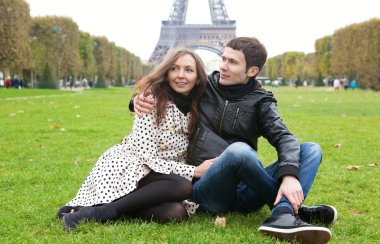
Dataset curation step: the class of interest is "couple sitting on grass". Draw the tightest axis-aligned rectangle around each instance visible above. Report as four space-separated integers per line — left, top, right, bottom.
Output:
57 37 337 244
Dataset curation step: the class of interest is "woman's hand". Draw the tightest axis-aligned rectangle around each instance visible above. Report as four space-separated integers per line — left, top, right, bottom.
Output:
134 91 156 116
194 158 217 178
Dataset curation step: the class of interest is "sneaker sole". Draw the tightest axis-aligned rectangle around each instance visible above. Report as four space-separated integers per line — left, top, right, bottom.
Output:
258 225 331 244
327 205 338 226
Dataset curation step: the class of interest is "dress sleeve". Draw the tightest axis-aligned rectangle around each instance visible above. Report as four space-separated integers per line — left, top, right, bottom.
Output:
128 111 195 181
172 163 195 181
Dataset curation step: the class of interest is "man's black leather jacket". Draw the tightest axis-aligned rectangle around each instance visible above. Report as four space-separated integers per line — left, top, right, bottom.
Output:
187 71 300 179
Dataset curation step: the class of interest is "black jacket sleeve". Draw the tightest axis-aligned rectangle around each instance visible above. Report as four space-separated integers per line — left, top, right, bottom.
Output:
128 95 136 112
257 98 300 180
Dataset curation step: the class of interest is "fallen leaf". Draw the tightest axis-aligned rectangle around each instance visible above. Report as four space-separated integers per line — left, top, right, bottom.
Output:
17 110 25 113
51 125 61 129
74 158 80 165
76 114 81 118
47 119 53 122
214 216 226 227
367 163 378 167
334 144 342 148
74 105 81 109
347 165 361 170
9 113 16 116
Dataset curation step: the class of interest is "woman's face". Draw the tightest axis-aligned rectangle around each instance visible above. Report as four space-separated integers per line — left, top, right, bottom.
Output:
168 54 198 95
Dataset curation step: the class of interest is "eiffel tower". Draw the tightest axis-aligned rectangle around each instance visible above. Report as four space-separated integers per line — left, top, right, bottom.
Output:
149 0 236 63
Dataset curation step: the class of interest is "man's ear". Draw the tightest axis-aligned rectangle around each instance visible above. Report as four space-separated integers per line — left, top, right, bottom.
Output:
247 66 260 78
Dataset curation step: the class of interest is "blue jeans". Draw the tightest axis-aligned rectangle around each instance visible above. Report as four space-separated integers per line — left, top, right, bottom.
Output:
191 142 322 215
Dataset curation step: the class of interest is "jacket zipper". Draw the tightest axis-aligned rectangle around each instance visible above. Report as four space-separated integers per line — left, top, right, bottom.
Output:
232 108 240 128
219 100 229 135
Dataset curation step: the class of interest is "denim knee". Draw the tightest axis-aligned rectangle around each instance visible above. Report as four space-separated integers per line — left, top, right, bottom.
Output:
301 142 322 164
223 142 260 167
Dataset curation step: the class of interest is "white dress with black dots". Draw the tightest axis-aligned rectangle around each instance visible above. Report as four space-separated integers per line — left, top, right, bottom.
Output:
66 101 199 214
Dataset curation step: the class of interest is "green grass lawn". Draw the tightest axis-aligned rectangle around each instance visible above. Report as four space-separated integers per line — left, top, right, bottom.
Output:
0 86 379 243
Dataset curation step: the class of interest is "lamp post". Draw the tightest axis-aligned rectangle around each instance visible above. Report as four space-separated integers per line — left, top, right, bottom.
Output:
51 26 62 85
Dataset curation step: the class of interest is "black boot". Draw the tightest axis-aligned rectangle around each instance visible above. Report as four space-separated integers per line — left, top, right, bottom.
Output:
56 206 84 219
62 205 118 231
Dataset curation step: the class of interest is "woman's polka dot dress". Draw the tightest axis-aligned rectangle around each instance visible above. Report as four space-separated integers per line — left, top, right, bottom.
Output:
66 102 198 214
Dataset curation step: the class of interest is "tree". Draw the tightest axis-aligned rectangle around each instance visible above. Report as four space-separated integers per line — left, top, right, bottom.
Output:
281 52 304 83
301 53 317 83
79 31 96 81
331 18 380 90
31 16 82 83
0 0 32 75
265 55 282 80
40 62 53 82
314 36 332 80
92 36 111 86
107 42 117 82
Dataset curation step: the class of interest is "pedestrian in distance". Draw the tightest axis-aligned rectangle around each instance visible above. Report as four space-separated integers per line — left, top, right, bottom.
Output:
333 78 341 91
350 80 357 91
5 76 11 89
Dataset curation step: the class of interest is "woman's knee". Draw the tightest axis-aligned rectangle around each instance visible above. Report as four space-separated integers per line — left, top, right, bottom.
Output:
170 174 192 199
157 203 188 223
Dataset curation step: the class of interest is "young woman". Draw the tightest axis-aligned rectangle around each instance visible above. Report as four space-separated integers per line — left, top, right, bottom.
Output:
57 48 209 230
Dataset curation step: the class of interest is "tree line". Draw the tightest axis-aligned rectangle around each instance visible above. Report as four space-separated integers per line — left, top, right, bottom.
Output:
1 0 379 90
263 18 380 90
0 0 154 88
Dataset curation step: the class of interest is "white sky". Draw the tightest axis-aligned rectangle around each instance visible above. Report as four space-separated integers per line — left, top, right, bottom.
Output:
25 0 379 62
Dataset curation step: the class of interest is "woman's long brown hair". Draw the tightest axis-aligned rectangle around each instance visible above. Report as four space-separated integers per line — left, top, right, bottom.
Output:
135 48 207 138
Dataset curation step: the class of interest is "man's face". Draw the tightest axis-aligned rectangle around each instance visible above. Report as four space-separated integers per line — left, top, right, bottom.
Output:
219 47 251 86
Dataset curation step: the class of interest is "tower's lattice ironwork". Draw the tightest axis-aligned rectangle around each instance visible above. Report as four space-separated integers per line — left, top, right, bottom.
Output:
149 0 236 63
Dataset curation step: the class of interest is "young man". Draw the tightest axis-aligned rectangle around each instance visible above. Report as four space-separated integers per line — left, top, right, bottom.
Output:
132 37 337 243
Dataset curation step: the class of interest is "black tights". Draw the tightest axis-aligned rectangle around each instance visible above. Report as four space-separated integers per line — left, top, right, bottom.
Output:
58 172 192 223
106 172 192 222
114 172 192 222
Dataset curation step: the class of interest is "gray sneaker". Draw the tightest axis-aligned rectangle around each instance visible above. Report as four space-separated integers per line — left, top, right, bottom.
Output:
259 213 331 244
299 205 338 226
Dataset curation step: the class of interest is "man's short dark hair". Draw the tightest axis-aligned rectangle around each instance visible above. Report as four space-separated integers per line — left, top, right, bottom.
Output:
226 37 268 73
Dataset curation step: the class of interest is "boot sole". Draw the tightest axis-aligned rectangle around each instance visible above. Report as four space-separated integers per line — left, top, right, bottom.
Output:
258 225 331 244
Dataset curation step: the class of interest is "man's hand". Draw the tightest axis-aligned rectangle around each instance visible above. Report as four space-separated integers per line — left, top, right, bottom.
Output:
194 158 217 178
134 91 155 116
274 175 304 214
